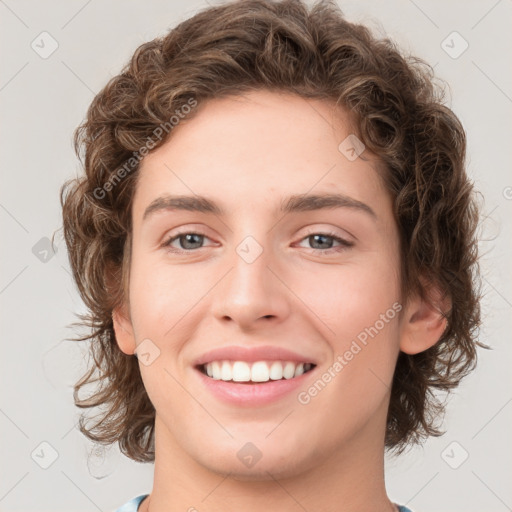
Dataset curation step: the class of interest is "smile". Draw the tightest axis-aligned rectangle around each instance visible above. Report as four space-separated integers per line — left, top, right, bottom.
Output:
198 360 316 383
194 360 318 406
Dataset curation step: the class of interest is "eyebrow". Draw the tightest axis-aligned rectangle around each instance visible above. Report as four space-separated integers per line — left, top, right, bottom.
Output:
142 193 377 221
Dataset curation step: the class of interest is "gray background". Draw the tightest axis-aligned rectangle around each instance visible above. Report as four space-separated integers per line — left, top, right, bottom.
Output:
1 1 511 511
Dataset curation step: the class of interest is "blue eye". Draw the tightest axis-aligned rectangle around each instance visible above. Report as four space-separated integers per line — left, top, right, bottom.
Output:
163 232 211 251
297 232 354 253
162 231 353 254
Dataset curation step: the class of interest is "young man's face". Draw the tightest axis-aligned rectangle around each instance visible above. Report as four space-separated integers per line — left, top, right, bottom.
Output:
115 90 405 478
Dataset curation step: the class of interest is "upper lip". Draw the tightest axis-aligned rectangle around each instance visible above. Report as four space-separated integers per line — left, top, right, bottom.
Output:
193 345 318 367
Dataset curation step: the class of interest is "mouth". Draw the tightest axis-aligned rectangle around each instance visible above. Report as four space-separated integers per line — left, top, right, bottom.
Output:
195 360 317 384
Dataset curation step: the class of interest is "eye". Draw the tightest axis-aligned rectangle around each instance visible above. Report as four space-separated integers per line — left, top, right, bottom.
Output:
161 230 354 254
296 231 354 253
162 231 214 252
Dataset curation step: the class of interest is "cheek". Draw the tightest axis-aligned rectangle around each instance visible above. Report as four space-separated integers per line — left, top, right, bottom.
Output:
128 253 204 335
292 248 402 405
297 253 401 340
298 265 402 435
127 256 197 405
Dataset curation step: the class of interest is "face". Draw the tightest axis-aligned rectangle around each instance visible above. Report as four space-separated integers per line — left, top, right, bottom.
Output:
116 90 405 479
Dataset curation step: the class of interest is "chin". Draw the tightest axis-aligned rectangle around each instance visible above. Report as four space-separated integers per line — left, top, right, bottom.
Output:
196 445 313 482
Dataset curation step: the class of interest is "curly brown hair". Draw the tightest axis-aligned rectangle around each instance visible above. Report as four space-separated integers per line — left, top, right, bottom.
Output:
60 0 484 462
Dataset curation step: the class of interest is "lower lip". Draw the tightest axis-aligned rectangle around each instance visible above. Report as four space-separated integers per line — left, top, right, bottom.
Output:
194 366 316 407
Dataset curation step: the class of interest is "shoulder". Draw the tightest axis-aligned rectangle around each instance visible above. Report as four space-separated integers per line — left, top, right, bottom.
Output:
113 494 149 512
397 506 414 512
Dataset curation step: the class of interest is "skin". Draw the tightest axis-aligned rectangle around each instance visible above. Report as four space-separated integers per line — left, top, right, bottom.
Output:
113 90 447 512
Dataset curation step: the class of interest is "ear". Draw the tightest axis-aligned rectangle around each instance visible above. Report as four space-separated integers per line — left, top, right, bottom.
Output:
399 279 451 355
112 303 137 356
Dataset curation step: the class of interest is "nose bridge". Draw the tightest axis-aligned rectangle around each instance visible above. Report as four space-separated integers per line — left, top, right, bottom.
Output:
229 232 274 300
212 230 289 325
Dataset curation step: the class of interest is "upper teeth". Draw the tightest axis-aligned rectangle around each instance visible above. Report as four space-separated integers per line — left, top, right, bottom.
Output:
203 360 314 382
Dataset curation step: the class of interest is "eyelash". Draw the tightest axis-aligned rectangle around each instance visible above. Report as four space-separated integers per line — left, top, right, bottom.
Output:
161 229 354 255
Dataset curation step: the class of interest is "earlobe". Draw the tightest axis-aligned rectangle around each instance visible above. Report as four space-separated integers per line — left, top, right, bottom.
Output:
112 305 136 355
400 282 451 355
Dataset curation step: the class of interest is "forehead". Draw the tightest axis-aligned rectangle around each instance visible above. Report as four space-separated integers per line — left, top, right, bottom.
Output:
132 90 389 221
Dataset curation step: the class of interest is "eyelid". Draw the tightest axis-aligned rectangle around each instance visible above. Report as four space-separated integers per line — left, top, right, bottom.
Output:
160 222 213 241
299 226 355 244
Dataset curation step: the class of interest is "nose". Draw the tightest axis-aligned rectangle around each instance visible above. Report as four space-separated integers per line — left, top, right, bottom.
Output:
210 237 291 330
